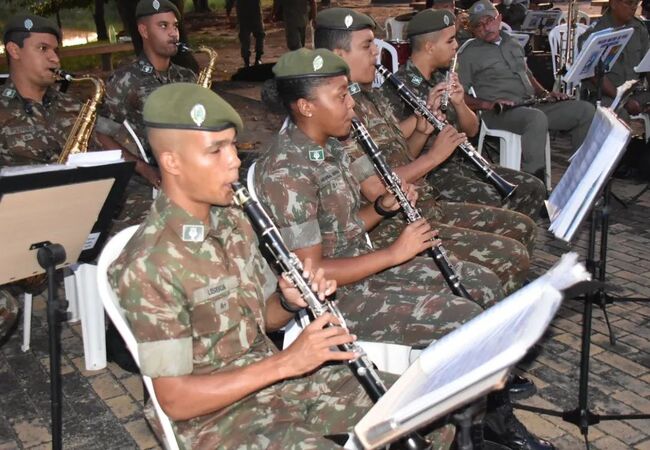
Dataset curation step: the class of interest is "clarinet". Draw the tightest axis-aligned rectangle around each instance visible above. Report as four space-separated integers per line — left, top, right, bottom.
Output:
492 95 570 114
350 119 474 301
232 183 429 450
375 64 517 201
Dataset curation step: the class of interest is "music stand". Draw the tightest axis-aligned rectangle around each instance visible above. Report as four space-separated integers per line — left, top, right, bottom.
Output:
350 254 590 449
515 108 650 448
0 161 134 450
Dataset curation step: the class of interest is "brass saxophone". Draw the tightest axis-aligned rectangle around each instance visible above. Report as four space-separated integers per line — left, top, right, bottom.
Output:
54 69 105 164
177 43 218 88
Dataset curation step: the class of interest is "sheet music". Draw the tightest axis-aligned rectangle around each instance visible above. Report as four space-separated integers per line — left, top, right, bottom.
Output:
354 253 590 449
0 164 72 177
565 28 634 84
66 150 123 167
547 107 630 241
634 47 650 72
610 79 640 111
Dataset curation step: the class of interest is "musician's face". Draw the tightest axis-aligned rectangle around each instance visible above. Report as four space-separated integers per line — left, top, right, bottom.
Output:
139 12 180 57
611 0 640 23
472 13 501 43
431 25 458 68
308 75 356 138
7 32 60 88
162 127 241 209
337 29 379 85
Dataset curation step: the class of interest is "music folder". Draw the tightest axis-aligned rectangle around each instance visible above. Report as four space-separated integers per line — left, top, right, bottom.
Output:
0 161 134 285
350 253 590 449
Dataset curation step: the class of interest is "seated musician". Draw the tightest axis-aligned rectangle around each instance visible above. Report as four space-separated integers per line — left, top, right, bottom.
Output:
0 14 105 343
458 0 595 179
380 9 546 217
314 8 536 296
96 0 197 230
256 48 493 348
579 0 650 121
430 0 473 45
496 0 528 30
108 82 454 448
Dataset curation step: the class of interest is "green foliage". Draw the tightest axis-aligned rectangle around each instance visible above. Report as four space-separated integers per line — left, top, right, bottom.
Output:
22 0 93 16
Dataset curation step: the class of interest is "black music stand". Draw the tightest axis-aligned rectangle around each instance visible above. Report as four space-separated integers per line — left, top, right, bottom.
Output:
516 108 650 449
0 162 134 450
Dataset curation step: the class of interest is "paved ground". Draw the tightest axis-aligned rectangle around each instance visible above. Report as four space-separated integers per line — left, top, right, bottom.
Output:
1 4 650 446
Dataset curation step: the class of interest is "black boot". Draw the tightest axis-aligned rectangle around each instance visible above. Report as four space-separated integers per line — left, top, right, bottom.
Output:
507 373 536 401
484 390 555 450
254 53 263 65
243 56 250 68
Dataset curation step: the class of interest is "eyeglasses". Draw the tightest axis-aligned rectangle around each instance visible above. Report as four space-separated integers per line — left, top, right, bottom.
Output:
619 0 640 8
476 14 499 29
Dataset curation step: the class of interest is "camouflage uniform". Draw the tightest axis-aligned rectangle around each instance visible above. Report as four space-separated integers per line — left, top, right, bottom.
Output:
345 87 536 294
380 58 546 218
255 120 503 348
579 10 650 122
0 79 95 165
0 290 18 343
98 55 196 231
109 192 454 448
226 0 265 63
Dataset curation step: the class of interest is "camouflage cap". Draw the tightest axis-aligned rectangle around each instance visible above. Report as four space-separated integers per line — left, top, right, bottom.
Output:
315 7 376 31
273 48 349 80
135 0 181 20
144 83 243 133
3 13 61 44
468 0 498 26
407 10 456 37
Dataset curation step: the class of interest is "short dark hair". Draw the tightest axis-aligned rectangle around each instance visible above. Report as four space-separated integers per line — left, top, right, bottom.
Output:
314 28 353 52
273 77 332 121
410 31 440 52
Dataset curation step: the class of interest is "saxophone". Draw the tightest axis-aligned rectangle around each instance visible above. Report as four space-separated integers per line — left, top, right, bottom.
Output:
177 43 218 88
54 69 105 164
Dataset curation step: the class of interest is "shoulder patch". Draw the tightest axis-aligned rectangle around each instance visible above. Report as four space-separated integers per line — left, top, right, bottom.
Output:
308 148 325 161
140 63 154 74
411 75 423 86
182 224 205 242
2 88 16 99
348 82 361 96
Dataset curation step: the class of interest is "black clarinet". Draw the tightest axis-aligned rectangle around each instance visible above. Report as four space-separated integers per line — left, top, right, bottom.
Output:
375 64 517 201
492 95 570 114
351 119 474 301
232 182 430 449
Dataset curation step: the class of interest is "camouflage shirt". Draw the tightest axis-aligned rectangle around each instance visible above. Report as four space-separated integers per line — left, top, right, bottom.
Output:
98 54 196 158
0 79 83 165
254 120 372 259
343 86 443 215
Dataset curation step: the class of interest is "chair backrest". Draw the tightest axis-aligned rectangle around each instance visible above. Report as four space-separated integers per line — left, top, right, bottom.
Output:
500 21 513 32
373 38 399 88
507 31 531 47
96 226 180 450
548 23 589 74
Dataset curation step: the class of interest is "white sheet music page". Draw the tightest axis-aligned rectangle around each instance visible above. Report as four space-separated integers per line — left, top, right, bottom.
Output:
354 253 590 450
547 107 630 242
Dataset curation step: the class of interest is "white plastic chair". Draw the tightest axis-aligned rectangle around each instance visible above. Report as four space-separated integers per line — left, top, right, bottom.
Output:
507 31 531 47
385 17 407 41
246 162 419 375
631 113 650 142
22 265 106 371
373 38 399 88
97 226 179 450
500 21 513 32
548 23 588 76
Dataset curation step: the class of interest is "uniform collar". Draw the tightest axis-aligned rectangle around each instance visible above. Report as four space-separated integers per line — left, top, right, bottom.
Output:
152 192 236 250
284 120 337 163
1 78 59 110
405 58 437 88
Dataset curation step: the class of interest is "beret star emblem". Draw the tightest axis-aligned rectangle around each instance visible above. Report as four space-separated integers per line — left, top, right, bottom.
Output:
313 55 324 71
344 15 353 28
24 19 33 30
153 0 160 10
190 104 206 127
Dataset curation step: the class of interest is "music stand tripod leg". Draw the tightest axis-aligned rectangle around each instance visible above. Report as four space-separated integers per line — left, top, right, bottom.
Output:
37 244 67 450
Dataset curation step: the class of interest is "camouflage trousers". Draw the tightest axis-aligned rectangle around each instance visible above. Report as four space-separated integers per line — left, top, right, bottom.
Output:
369 201 536 295
335 255 502 348
0 288 19 342
428 159 547 218
110 177 155 235
164 364 454 449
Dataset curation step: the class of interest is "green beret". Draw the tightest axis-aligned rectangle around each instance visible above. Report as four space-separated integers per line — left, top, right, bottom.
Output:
407 10 455 37
468 0 498 26
273 48 349 80
135 0 181 20
3 14 61 44
144 83 243 133
315 7 376 31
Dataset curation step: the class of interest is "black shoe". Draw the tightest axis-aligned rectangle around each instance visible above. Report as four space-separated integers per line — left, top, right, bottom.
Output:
243 57 250 68
484 402 555 450
254 58 262 65
507 373 536 401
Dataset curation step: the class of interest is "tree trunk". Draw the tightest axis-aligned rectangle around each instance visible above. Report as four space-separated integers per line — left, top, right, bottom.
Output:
192 0 210 12
94 0 109 41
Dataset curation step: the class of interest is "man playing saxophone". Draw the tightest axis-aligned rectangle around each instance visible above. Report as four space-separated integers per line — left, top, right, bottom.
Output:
380 9 546 217
96 0 197 195
0 13 106 344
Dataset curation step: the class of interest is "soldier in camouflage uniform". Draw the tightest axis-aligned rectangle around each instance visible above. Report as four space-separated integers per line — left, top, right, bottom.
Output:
275 0 317 50
109 82 455 449
0 14 104 342
579 0 650 122
256 48 505 350
430 0 473 46
226 0 265 66
314 8 536 295
380 9 546 218
97 0 197 232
